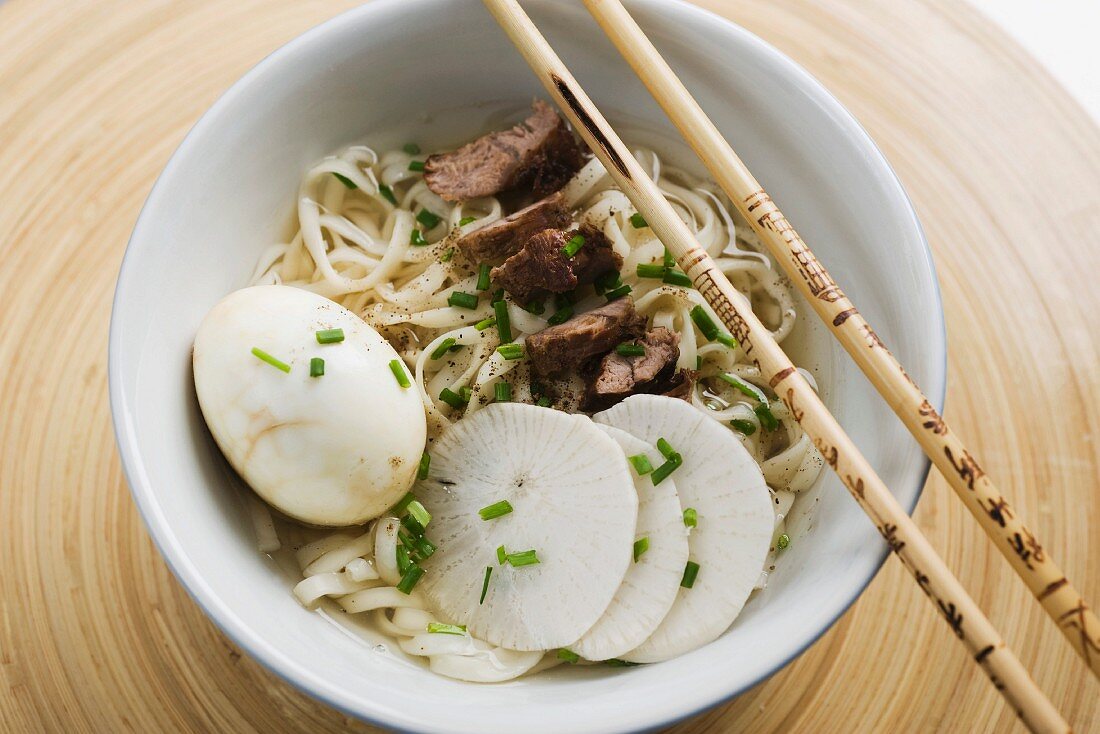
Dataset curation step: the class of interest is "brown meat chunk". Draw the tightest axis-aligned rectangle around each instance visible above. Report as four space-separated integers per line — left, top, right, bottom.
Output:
527 297 646 376
455 192 571 263
490 224 622 304
660 369 697 402
583 328 685 410
424 101 585 202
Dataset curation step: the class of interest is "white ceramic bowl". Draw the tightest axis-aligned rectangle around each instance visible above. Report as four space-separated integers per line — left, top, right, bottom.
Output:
109 1 945 731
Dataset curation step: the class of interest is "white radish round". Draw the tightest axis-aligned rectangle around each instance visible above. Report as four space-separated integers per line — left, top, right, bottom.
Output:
595 395 773 663
570 426 689 661
417 404 638 651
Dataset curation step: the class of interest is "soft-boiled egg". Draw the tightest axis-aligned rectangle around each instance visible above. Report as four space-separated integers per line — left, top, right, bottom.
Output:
193 285 426 526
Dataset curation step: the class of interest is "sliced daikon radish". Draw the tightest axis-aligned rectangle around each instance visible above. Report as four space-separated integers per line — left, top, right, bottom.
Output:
595 395 773 663
417 404 638 652
570 426 689 661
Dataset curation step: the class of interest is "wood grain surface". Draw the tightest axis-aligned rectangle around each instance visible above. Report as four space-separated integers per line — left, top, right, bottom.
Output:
0 0 1096 732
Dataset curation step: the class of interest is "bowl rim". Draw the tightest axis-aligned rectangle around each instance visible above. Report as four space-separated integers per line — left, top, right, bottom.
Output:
108 0 946 731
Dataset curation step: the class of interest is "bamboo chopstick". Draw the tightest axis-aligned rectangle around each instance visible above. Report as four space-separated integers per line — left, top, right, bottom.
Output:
481 0 1069 731
581 0 1099 679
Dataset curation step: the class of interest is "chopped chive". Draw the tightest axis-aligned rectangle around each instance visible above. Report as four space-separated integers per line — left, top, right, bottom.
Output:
476 263 491 291
438 387 468 409
629 212 648 228
615 342 646 357
417 453 431 480
459 386 473 403
522 299 545 315
633 537 649 562
396 564 425 594
494 381 512 403
557 648 580 664
594 270 622 295
505 549 540 567
408 160 425 172
431 338 457 359
390 492 415 515
716 332 739 348
403 142 421 155
416 536 437 560
604 283 632 301
662 269 693 288
447 291 478 309
536 396 552 408
309 357 325 377
459 215 477 226
496 545 507 565
332 172 358 190
449 343 464 352
396 544 412 575
556 290 576 307
426 622 466 635
730 418 757 436
479 500 514 521
378 183 397 204
479 566 493 604
561 234 585 258
494 300 512 342
606 658 639 668
628 453 654 475
410 228 428 246
547 305 573 325
407 500 431 528
690 305 720 340
663 247 675 269
251 347 291 373
681 561 700 588
491 288 504 304
696 355 703 370
755 403 779 431
683 507 698 528
389 359 411 388
316 328 345 344
656 438 677 459
417 209 442 229
496 343 524 360
636 263 666 279
651 454 683 486
777 533 790 550
718 373 768 403
401 514 425 538
440 247 454 262
475 317 496 331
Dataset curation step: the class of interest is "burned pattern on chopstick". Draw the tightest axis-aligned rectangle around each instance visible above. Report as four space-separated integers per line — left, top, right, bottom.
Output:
550 74 630 179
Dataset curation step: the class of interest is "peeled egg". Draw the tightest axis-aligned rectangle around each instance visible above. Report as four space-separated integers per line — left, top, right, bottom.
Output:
193 285 426 526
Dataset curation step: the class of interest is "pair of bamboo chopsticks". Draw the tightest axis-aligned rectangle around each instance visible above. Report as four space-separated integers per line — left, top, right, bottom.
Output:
483 0 1093 730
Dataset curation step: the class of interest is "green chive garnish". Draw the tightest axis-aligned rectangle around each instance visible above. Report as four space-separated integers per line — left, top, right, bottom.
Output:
716 332 739 348
416 536 437 560
459 215 477 226
407 500 430 529
730 418 757 435
651 454 683 486
496 545 507 565
494 381 512 403
378 183 397 205
447 291 478 309
408 160 425 172
505 549 540 567
628 453 654 475
396 544 412 575
417 453 431 480
683 508 697 528
690 305 720 340
460 386 472 403
663 269 693 288
636 263 666 279
536 396 552 408
656 438 677 459
410 228 428 246
389 359 411 388
663 248 675 269
403 142 421 155
696 355 703 370
755 403 779 431
439 387 468 409
777 533 790 550
680 561 700 588
396 564 425 594
557 648 580 664
561 234 585 258
426 622 466 635
633 537 649 562
431 338 457 359
615 342 646 357
251 347 291 373
479 500 514 521
547 305 573 325
522 299 545 315
440 247 454 262
476 263 491 291
497 343 524 360
718 372 765 402
401 514 425 538
605 283 632 301
316 328 345 344
594 270 622 295
475 317 496 331
630 212 648 229
480 566 493 604
417 209 442 229
494 300 512 342
606 658 639 668
333 172 357 190
309 357 325 377
390 492 415 515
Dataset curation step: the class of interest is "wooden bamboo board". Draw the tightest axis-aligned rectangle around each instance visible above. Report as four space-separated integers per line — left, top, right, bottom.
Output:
0 0 1096 731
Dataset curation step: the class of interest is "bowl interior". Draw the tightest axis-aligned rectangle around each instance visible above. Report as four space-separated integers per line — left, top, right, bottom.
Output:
109 1 944 732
